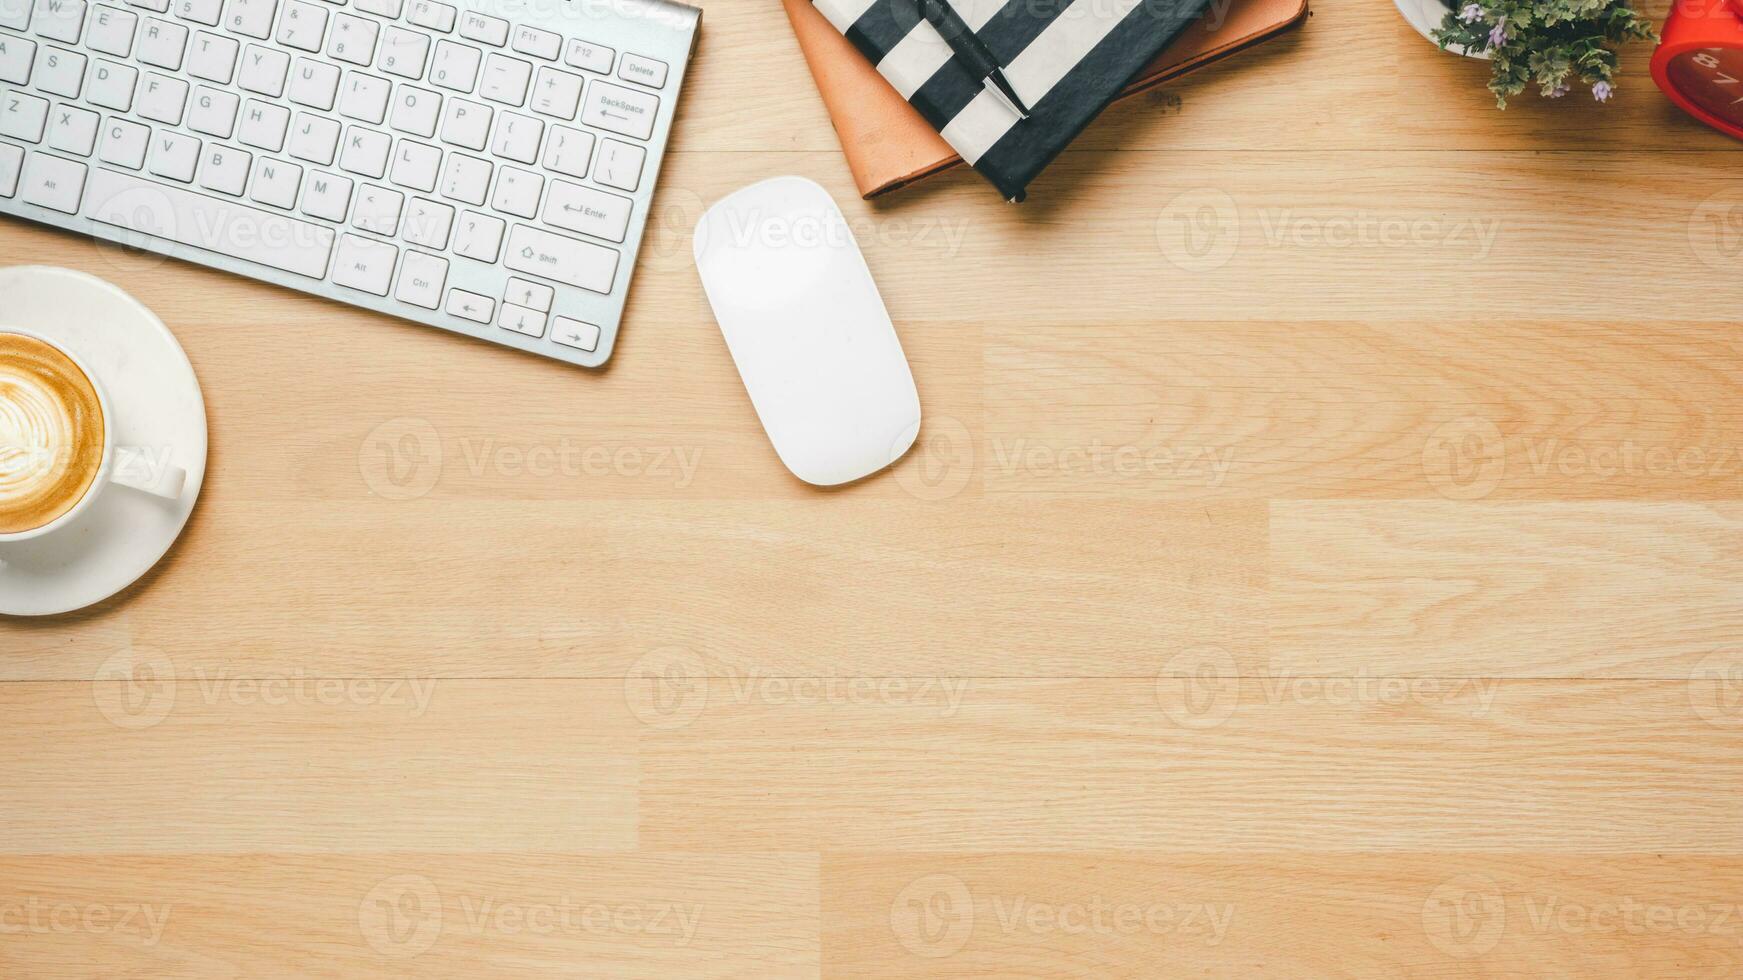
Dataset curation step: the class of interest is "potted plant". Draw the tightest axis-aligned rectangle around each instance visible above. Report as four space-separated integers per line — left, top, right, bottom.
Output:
1396 0 1659 106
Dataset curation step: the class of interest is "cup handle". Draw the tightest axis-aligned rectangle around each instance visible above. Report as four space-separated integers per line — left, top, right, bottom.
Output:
112 447 187 501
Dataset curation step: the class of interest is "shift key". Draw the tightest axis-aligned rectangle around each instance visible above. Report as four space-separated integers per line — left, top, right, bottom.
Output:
504 223 618 294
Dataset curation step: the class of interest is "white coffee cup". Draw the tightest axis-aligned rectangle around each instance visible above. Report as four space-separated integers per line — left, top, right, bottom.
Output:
0 327 186 547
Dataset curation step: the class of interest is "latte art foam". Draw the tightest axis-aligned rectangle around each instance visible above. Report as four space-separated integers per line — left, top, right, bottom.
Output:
0 334 105 535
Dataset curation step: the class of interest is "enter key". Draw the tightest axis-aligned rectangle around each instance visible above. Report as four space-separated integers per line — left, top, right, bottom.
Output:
543 178 631 243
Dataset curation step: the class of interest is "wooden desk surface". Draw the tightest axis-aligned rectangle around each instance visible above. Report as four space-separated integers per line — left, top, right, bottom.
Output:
5 0 1743 974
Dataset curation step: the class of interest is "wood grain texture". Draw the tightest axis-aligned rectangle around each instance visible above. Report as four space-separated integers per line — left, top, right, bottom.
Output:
3 0 1743 974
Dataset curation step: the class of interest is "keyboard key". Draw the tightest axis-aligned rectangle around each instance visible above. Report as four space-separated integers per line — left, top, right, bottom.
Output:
33 45 84 97
592 137 642 191
580 79 656 141
287 56 340 108
187 84 238 136
450 207 500 260
87 168 335 276
436 149 486 203
379 25 428 79
437 95 488 149
488 109 538 163
187 31 238 82
137 71 188 123
276 0 327 52
563 37 610 74
394 249 446 308
20 151 86 211
298 168 350 219
137 17 188 69
618 52 665 88
388 83 439 137
400 194 450 247
337 70 389 122
338 124 388 177
327 12 376 66
237 44 289 95
541 124 591 179
528 65 581 119
351 181 400 234
87 59 135 109
1 90 50 141
543 178 629 242
477 51 528 105
330 231 397 293
551 316 599 351
496 300 543 337
388 138 438 191
444 287 490 322
488 163 538 217
98 116 149 167
428 38 478 91
456 10 503 46
198 142 250 195
86 6 137 56
504 276 550 311
504 223 616 293
31 0 85 43
47 104 97 155
173 0 221 24
404 0 450 31
0 142 21 197
353 0 399 17
238 98 289 150
0 35 36 84
246 156 299 207
0 0 31 30
509 24 556 60
287 111 339 163
223 0 276 38
146 128 198 180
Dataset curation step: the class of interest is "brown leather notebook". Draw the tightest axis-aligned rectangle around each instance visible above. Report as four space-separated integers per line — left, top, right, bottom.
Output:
783 0 1310 198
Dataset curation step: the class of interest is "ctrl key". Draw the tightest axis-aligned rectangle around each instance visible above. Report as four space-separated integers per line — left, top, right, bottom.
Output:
551 316 600 353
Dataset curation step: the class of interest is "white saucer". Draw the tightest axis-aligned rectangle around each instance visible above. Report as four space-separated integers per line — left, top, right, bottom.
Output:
0 266 208 617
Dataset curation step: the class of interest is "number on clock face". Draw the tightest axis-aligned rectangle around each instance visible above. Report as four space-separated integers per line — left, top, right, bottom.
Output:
1668 47 1743 124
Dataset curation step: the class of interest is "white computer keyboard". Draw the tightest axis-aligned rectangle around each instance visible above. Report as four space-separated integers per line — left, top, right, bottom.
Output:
0 0 699 367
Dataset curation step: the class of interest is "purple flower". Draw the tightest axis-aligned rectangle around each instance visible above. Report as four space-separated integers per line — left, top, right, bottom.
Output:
1592 81 1614 102
1460 3 1483 21
1487 17 1508 46
1548 83 1570 98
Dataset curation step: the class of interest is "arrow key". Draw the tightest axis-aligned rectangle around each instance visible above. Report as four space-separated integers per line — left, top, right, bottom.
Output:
497 300 545 338
445 287 494 323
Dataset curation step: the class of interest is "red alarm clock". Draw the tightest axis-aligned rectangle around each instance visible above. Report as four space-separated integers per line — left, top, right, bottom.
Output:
1654 0 1743 139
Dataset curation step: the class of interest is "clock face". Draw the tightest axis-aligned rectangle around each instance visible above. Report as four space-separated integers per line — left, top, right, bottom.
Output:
1667 47 1743 126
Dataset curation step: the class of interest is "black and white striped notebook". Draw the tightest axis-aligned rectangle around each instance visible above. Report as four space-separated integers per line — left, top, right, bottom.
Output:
814 0 1213 201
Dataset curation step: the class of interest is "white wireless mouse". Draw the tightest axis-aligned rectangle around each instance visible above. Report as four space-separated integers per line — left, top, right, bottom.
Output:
693 176 922 487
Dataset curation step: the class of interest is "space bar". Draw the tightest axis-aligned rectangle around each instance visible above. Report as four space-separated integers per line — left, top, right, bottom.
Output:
85 169 336 280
